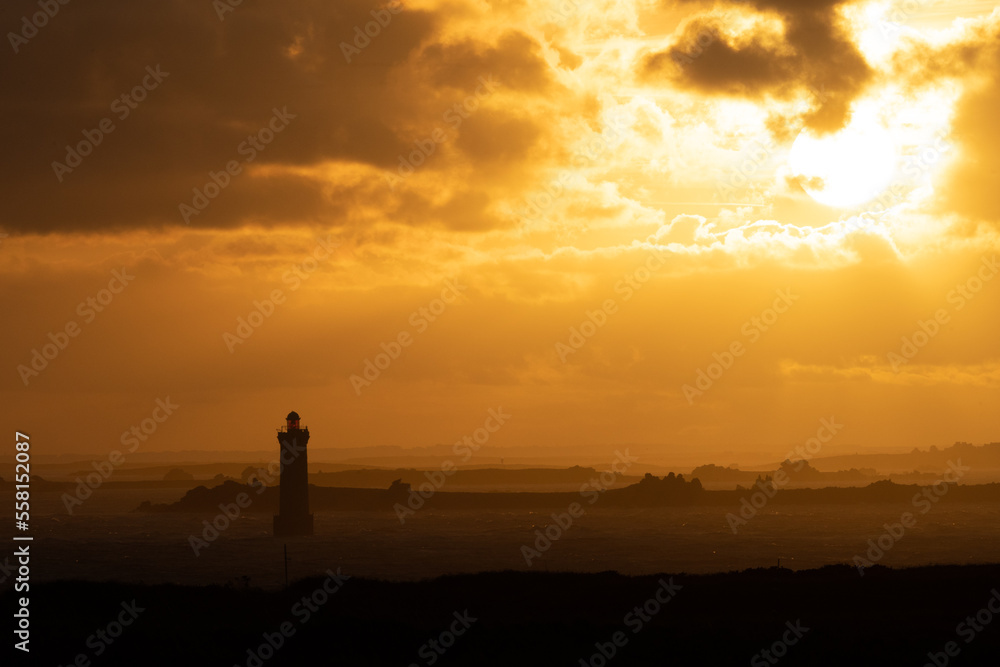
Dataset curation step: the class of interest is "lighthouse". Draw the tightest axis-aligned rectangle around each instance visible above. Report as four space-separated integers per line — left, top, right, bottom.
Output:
273 410 313 536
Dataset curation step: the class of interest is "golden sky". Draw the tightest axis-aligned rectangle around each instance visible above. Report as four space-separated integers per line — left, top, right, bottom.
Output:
2 0 999 460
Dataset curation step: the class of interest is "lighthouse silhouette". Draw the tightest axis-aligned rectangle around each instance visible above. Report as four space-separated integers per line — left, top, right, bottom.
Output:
273 410 314 536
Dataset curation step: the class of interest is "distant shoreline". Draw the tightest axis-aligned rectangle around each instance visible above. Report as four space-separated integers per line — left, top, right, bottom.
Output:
131 476 1000 513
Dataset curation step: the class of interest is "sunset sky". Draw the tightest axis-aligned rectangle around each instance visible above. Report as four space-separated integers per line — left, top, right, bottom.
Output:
3 0 999 460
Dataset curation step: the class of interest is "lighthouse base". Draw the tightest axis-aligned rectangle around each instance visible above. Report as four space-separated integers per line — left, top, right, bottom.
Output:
273 513 314 537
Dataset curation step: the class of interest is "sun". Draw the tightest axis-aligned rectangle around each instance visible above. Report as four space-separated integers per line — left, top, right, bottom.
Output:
787 113 897 209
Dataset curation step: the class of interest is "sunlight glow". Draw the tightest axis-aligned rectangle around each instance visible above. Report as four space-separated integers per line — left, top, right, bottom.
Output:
788 112 898 209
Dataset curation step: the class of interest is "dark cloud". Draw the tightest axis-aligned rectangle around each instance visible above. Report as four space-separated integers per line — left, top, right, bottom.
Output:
419 31 553 93
0 1 553 233
881 17 1000 224
889 16 1000 91
640 0 871 133
939 64 1000 223
0 0 433 232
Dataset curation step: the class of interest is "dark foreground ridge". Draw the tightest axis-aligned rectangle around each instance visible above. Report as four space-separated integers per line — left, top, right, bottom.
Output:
7 564 1000 666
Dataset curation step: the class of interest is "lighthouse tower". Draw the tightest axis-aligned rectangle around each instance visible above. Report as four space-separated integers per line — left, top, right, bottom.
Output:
273 411 314 536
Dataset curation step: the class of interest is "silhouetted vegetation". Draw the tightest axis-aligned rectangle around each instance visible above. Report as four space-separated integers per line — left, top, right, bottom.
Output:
8 564 1000 666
